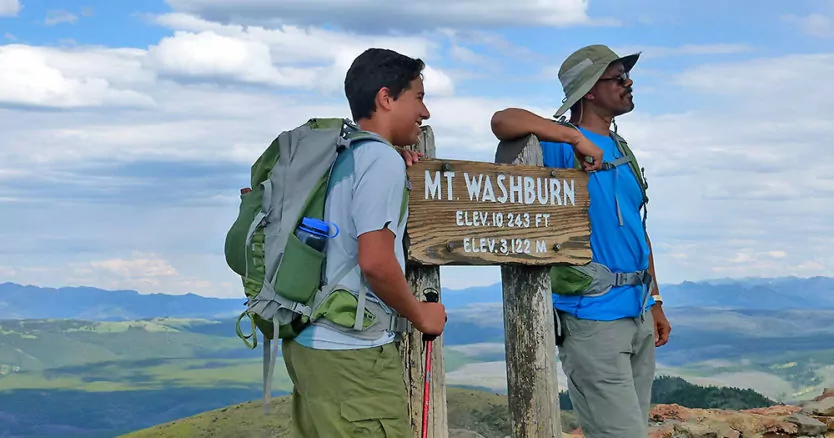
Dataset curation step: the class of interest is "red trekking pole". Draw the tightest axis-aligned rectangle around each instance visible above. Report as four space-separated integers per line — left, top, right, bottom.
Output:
421 290 440 438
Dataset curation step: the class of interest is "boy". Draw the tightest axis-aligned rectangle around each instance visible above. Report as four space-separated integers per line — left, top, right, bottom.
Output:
281 48 448 438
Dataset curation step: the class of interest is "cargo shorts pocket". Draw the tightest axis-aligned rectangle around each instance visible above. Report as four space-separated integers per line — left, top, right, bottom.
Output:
340 396 409 437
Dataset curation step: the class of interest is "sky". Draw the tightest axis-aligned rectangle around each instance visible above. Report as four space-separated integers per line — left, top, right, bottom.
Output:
1 0 832 298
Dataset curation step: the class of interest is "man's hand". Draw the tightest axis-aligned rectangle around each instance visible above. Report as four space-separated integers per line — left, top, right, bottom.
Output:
396 147 423 167
652 304 671 347
413 302 447 336
573 136 604 172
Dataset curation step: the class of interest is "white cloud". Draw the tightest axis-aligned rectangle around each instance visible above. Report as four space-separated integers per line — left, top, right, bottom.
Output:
675 53 834 106
603 50 834 282
163 0 611 30
148 13 452 95
146 30 314 87
613 43 754 59
783 13 834 38
0 0 20 17
439 29 537 60
0 6 831 296
90 254 178 281
44 9 78 26
450 45 492 65
0 45 156 109
1 254 223 296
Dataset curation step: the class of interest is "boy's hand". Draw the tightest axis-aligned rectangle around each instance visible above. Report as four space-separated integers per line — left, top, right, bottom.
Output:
397 147 423 166
413 302 446 336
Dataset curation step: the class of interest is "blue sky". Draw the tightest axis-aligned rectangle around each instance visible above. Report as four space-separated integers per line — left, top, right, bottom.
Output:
1 0 832 297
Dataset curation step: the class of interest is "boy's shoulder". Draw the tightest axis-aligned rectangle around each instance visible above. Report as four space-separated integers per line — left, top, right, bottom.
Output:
351 138 405 171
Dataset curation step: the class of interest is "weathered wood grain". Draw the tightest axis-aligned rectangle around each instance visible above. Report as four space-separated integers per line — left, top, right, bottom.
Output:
399 126 448 438
497 134 563 438
405 158 591 266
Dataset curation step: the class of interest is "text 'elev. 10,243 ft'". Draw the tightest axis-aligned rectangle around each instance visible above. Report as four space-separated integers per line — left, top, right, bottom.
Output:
404 159 592 266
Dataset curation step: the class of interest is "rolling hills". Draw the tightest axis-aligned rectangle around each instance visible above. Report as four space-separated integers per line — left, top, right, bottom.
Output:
3 275 833 321
1 277 833 436
119 377 780 438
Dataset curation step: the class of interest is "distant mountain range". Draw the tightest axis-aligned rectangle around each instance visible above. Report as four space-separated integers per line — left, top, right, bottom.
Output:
1 275 833 320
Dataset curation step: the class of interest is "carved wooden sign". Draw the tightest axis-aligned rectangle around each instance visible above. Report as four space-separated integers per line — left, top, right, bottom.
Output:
405 159 591 266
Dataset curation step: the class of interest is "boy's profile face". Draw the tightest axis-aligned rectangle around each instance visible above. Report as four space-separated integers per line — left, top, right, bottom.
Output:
387 76 430 147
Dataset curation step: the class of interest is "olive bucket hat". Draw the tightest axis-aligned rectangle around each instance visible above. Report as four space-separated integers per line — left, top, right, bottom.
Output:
553 44 641 118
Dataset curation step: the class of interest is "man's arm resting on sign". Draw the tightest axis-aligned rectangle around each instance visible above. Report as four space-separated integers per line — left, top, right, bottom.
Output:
490 108 603 170
490 108 583 142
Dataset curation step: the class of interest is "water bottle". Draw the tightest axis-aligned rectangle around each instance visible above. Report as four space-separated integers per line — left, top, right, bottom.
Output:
295 217 339 252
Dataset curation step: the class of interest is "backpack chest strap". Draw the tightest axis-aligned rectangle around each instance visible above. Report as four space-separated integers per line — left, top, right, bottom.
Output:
600 154 632 171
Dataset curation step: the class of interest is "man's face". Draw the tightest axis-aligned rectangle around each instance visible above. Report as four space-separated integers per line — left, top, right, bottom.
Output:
588 62 634 117
388 76 431 146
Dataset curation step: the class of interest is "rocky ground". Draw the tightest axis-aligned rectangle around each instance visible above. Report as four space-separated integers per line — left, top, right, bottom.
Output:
562 388 834 438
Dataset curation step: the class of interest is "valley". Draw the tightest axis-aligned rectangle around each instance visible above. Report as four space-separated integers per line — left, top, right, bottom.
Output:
1 277 833 436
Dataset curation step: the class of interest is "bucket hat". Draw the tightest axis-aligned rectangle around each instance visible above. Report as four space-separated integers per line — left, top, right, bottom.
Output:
553 44 641 118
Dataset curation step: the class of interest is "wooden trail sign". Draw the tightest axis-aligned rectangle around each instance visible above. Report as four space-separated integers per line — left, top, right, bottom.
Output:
405 158 592 266
400 127 449 438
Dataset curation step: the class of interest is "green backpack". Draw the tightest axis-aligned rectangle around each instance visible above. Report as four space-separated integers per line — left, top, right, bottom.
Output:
223 117 409 413
548 119 653 303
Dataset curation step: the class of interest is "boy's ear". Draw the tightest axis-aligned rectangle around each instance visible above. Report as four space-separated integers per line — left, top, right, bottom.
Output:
375 87 394 112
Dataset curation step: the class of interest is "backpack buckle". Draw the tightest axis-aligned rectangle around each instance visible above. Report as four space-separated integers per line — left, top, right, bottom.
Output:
389 316 410 333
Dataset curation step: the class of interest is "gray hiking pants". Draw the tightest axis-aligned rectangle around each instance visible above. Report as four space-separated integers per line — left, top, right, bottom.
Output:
557 309 656 438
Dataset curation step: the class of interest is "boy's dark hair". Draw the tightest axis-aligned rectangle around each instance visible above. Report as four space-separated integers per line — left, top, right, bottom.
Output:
344 48 425 121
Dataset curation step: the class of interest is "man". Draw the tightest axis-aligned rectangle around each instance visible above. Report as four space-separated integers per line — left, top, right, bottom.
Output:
282 48 447 438
490 44 671 437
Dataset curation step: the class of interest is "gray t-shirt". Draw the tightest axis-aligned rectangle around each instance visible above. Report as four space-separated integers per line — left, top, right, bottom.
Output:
293 137 408 350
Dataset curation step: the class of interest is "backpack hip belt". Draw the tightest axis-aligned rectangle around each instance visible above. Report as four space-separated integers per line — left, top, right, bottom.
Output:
556 261 653 297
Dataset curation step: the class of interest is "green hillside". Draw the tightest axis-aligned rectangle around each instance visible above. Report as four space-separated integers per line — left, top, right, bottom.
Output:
0 318 246 370
118 387 579 438
0 316 786 438
120 376 778 438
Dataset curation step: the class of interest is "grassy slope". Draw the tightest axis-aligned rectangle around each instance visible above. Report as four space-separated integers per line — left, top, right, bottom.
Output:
119 387 579 438
4 315 834 402
0 317 472 394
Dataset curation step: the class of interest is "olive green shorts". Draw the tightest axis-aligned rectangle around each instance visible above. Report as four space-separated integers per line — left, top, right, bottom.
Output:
281 339 411 438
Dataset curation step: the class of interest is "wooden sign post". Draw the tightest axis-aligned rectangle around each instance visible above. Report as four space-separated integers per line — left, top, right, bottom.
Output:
401 126 449 438
402 127 591 438
493 134 588 438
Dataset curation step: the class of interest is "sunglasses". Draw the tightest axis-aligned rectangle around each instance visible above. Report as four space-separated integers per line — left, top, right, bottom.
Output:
598 71 630 86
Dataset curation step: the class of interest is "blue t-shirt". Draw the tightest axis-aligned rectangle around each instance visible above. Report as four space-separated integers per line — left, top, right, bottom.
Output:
542 126 655 320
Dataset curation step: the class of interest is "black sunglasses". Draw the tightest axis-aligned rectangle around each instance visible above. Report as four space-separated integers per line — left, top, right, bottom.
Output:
598 71 629 86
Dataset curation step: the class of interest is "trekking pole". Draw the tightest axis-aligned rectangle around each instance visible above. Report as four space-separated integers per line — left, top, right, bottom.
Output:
421 289 439 438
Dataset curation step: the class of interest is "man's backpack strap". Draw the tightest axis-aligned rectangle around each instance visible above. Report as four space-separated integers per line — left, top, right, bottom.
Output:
609 130 649 231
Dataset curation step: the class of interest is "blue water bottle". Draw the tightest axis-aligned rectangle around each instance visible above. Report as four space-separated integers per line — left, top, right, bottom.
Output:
295 217 339 252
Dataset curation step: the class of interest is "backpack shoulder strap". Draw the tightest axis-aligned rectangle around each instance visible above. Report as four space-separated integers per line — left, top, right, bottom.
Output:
609 129 650 231
399 174 410 225
609 130 648 199
336 127 410 225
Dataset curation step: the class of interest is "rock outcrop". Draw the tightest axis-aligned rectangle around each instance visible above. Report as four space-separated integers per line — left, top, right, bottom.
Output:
563 389 834 438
